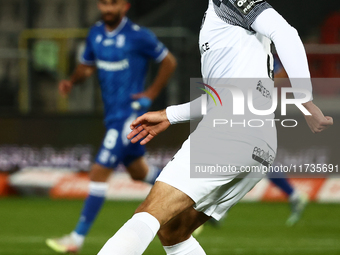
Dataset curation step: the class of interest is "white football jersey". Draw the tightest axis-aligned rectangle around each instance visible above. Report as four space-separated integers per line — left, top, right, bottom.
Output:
197 0 277 153
200 0 274 81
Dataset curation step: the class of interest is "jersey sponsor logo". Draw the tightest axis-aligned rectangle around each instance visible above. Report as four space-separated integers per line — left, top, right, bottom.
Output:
236 0 264 15
256 80 271 99
252 146 274 167
96 59 129 71
103 39 115 46
200 42 210 54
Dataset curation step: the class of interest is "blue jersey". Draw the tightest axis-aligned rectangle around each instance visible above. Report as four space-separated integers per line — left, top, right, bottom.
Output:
81 17 168 125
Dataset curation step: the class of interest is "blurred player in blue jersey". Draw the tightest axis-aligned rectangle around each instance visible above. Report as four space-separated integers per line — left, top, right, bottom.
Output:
46 0 176 253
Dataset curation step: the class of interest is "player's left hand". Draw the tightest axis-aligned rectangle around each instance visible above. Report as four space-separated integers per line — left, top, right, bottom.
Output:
131 97 152 111
131 92 152 111
127 109 170 145
302 101 333 133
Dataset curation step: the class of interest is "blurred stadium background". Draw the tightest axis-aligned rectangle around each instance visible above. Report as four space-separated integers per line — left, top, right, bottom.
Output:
0 0 339 254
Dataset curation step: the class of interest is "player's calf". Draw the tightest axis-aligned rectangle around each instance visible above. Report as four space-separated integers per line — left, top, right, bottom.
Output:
158 207 210 246
97 181 194 255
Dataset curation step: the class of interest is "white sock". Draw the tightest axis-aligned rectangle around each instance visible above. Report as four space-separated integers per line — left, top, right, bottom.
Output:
89 181 109 196
143 165 159 184
163 236 206 255
289 190 300 202
71 231 85 247
97 212 160 255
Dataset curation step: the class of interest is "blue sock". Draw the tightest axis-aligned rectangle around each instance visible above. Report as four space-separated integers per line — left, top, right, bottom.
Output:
268 177 294 196
143 166 162 185
74 182 108 236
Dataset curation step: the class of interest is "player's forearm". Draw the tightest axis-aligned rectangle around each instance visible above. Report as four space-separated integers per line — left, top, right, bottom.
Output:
251 8 313 100
166 97 202 124
146 53 177 100
70 64 95 85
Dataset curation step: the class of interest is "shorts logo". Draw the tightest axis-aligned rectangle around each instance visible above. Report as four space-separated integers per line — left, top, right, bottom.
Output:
252 146 274 167
236 0 264 15
98 149 110 164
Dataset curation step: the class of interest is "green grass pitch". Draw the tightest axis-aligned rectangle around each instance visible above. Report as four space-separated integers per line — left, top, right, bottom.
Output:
0 198 339 255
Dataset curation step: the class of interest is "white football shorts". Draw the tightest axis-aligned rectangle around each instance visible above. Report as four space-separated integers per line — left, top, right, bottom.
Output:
156 135 275 220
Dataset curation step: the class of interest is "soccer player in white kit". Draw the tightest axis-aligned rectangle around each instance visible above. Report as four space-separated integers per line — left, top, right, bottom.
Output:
97 1 333 254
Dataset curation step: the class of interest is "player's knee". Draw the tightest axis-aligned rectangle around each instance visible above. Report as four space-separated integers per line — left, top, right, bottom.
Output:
129 173 144 181
89 164 112 182
157 228 172 244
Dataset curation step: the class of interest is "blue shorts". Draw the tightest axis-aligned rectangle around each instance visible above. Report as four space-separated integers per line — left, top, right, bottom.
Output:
95 114 145 169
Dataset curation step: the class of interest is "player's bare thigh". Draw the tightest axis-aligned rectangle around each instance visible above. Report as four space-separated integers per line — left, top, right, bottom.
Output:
126 157 148 181
89 163 112 182
135 181 195 226
158 207 211 246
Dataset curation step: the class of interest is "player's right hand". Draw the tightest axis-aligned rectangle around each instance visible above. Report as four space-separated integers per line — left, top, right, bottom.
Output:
127 109 170 145
302 101 333 133
58 80 73 97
